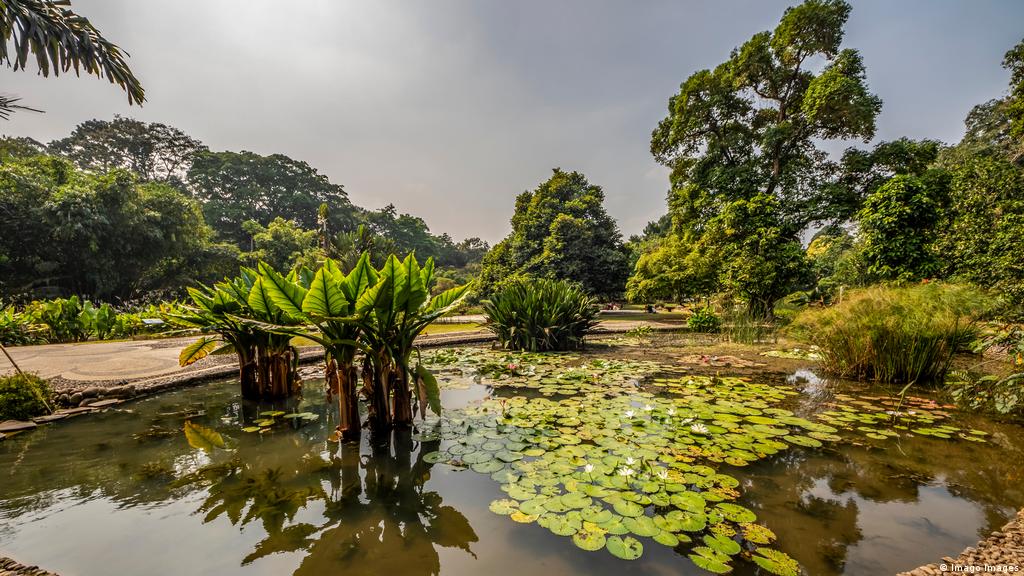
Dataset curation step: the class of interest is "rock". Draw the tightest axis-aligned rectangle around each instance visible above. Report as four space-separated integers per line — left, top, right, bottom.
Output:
54 407 97 416
0 420 38 433
56 394 70 406
0 432 5 441
68 392 83 404
79 386 101 398
78 398 95 407
89 399 123 408
31 413 68 424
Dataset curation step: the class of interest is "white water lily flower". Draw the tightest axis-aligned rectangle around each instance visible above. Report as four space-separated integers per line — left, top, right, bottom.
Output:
624 410 635 419
680 417 693 424
583 463 594 473
643 404 653 412
666 408 676 416
618 467 635 477
625 456 636 466
690 422 710 435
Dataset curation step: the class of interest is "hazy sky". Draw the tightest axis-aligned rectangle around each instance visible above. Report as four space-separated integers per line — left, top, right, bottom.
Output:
2 0 1022 243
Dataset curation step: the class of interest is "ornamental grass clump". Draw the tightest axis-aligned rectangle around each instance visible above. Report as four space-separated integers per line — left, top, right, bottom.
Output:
483 279 598 352
790 283 990 385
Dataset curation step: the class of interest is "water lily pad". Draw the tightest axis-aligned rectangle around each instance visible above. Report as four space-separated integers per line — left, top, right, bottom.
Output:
572 522 608 551
472 460 505 474
688 548 732 573
716 503 756 523
489 499 518 515
703 533 741 555
606 535 643 560
622 515 659 537
612 499 644 517
509 511 538 523
752 548 800 576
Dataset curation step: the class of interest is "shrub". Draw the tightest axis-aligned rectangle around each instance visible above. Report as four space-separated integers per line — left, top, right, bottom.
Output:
0 373 52 420
790 283 991 385
483 279 598 352
687 307 721 333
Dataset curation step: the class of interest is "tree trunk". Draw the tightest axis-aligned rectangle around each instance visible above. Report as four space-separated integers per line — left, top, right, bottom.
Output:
391 368 414 428
364 355 391 433
239 349 260 399
337 363 361 441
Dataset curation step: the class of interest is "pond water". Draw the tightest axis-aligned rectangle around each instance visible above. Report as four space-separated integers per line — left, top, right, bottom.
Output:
2 343 1023 576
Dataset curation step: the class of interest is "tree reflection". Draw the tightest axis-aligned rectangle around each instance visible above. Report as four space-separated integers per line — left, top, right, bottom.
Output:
182 429 478 575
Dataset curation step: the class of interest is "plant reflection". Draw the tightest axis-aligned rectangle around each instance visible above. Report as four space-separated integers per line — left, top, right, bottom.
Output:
176 429 478 574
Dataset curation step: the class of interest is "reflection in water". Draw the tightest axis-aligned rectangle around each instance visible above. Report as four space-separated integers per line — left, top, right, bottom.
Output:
1 365 1024 576
178 430 478 574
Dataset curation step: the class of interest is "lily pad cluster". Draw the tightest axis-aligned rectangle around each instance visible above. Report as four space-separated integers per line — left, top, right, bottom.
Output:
423 348 663 396
240 410 319 434
425 392 804 573
817 393 988 442
418 348 990 573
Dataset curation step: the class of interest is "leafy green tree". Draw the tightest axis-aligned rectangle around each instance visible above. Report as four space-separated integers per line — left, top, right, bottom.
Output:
0 136 45 160
188 150 357 247
478 169 630 299
242 217 319 272
830 138 941 222
1003 38 1024 158
937 153 1024 305
0 155 229 300
857 174 945 282
1 0 144 117
633 0 880 317
49 116 208 185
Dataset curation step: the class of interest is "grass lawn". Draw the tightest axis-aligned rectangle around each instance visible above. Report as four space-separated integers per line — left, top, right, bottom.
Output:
420 322 483 335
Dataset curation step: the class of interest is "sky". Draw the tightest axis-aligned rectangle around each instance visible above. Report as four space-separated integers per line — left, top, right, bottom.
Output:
2 0 1022 244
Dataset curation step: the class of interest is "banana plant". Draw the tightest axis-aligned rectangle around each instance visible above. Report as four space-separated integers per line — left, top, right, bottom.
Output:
256 255 377 440
356 253 470 430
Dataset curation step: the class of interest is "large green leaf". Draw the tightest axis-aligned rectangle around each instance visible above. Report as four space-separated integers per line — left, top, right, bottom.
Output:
247 277 276 318
303 268 349 317
179 336 219 366
416 364 442 417
396 253 427 315
426 284 470 315
258 262 307 318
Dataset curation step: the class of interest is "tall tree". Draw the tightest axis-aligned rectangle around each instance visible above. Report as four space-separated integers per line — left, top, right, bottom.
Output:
49 116 207 185
478 169 630 299
634 0 881 317
187 150 357 247
0 0 144 118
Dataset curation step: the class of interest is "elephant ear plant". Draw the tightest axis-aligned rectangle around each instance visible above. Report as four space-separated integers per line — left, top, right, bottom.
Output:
170 265 304 400
256 255 377 441
356 254 470 431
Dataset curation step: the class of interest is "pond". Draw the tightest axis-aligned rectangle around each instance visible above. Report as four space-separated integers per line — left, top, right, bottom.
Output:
1 342 1022 576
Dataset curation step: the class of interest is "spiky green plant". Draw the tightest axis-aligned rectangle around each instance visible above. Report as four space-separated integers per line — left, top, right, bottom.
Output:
483 279 598 352
789 283 991 385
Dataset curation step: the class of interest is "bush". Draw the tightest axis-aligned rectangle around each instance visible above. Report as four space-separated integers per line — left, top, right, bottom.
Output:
687 307 721 333
789 283 991 385
0 373 52 420
483 279 598 352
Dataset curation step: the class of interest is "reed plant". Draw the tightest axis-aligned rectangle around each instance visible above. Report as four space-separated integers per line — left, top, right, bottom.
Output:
789 283 990 385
